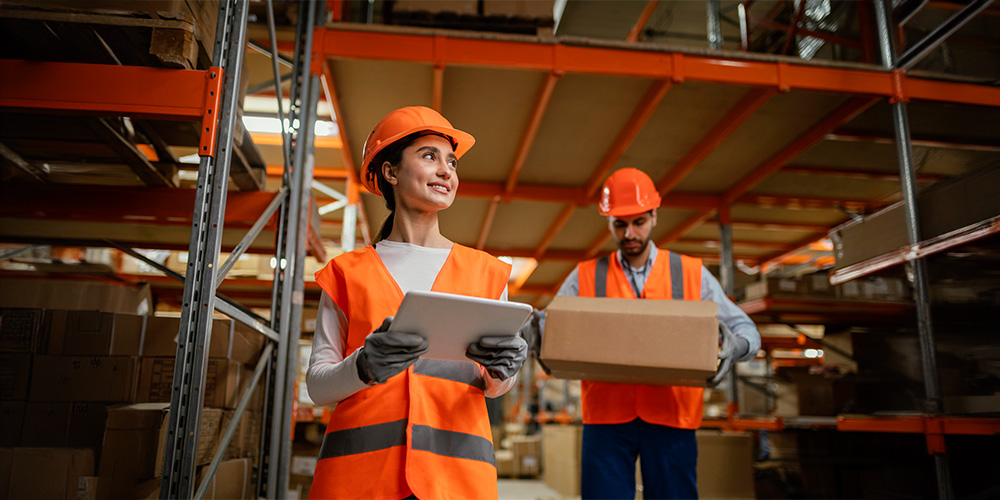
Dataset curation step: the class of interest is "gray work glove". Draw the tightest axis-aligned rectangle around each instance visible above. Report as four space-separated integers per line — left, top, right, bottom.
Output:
518 308 551 375
356 317 429 384
466 335 528 381
708 322 748 387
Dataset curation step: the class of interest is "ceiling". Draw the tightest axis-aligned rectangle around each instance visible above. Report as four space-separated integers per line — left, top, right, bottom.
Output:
2 0 998 309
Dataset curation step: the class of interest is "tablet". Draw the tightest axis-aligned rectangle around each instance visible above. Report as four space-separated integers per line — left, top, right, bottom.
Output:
388 290 534 362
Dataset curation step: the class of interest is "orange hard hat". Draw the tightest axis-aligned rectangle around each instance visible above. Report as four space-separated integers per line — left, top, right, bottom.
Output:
361 106 475 196
598 168 662 216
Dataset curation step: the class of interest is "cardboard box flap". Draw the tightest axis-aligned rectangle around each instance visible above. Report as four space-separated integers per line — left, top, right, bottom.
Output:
105 402 169 429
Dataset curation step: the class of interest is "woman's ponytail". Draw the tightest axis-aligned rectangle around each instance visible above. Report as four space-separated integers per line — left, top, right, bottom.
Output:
370 133 421 244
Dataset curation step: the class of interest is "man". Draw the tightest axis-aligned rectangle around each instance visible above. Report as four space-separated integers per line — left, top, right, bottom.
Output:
535 168 761 499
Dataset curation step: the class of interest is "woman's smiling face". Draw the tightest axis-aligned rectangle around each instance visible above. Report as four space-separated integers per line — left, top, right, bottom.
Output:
384 134 459 213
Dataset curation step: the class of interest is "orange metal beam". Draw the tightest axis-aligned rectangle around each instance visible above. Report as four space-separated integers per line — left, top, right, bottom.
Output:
252 133 343 149
678 238 788 250
724 220 831 233
781 164 947 183
627 0 661 42
320 60 360 184
534 204 578 260
475 198 501 250
824 131 1000 153
0 60 210 120
505 73 560 196
723 96 879 204
315 28 1000 107
585 80 672 198
654 208 716 247
432 64 444 112
734 193 878 211
759 232 831 272
657 87 777 195
1 184 280 226
270 166 350 179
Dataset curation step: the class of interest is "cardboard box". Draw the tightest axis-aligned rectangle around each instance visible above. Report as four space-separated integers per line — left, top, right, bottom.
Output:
0 402 25 446
221 409 263 461
98 403 222 500
138 357 242 409
0 308 43 352
541 296 718 386
542 424 582 497
0 278 152 316
744 278 803 301
39 310 146 356
0 447 95 500
143 315 266 366
0 353 31 400
832 164 1000 271
696 431 754 499
197 458 253 500
511 435 541 477
20 402 109 447
483 0 554 18
392 0 478 15
29 355 138 402
495 449 515 478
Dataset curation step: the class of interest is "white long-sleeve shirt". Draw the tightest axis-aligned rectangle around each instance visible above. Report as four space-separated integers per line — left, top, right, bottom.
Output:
306 240 516 407
556 245 761 362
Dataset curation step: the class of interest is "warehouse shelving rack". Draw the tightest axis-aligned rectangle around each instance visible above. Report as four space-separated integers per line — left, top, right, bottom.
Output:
0 0 326 498
301 3 998 498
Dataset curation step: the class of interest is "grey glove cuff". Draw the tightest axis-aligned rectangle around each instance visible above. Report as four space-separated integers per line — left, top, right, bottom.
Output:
355 347 375 385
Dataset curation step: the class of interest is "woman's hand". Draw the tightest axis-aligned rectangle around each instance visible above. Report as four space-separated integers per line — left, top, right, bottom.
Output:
465 335 528 381
357 317 429 384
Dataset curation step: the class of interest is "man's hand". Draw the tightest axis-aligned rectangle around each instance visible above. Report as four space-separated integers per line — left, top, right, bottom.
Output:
518 308 551 375
466 335 528 381
708 322 746 387
357 317 429 384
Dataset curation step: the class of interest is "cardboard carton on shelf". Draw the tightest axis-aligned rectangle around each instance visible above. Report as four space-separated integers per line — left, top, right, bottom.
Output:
744 278 804 301
0 401 25 446
197 458 254 500
137 357 242 409
0 278 152 316
696 431 755 499
21 401 109 448
510 435 541 477
29 355 139 402
39 310 146 356
0 447 95 500
0 307 44 352
97 402 222 500
541 296 718 387
143 314 266 366
0 353 32 400
542 424 582 497
495 449 516 478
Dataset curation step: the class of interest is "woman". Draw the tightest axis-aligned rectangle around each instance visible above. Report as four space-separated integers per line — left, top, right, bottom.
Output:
308 106 528 500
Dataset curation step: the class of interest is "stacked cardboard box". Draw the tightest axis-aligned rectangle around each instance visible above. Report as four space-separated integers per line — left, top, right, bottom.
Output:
0 279 267 499
542 424 582 497
743 273 911 303
510 435 541 478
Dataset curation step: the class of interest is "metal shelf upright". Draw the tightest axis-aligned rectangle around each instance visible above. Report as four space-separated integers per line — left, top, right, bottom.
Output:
0 0 323 497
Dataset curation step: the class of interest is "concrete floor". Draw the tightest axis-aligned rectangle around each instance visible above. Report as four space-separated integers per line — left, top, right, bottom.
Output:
497 479 567 500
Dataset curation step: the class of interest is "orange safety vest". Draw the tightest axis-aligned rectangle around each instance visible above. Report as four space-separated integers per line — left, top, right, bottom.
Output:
310 244 511 500
575 249 705 429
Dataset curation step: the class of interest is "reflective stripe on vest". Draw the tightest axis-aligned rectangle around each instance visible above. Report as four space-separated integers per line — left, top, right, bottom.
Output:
593 252 685 300
310 244 511 500
579 249 706 429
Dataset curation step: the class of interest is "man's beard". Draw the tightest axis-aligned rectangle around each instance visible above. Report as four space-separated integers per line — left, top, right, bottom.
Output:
618 237 648 256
